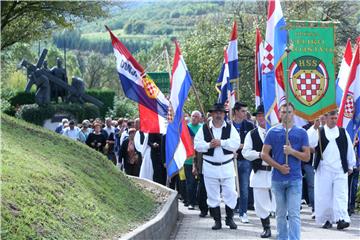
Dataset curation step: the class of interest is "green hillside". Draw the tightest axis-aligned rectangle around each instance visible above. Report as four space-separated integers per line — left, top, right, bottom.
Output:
52 1 224 54
1 114 157 239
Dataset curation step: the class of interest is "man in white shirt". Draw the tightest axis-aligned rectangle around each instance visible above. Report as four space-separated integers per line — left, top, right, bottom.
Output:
308 110 356 230
194 103 240 230
103 117 115 137
242 105 274 238
62 120 80 140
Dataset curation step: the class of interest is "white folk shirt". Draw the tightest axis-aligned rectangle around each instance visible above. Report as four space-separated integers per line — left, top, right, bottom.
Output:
242 127 271 188
308 125 356 173
194 120 240 179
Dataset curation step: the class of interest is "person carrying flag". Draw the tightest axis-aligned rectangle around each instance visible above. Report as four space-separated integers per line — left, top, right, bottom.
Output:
194 103 240 230
261 103 310 240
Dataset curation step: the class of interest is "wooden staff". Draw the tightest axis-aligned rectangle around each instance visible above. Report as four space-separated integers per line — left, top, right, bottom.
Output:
284 35 292 165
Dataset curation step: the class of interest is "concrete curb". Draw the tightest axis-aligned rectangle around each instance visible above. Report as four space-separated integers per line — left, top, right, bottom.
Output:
119 177 178 240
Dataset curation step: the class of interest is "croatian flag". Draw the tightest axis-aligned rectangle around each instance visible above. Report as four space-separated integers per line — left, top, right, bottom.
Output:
218 47 234 109
336 39 353 107
338 37 360 141
107 26 169 134
255 28 264 108
262 0 287 128
165 41 194 177
216 20 238 109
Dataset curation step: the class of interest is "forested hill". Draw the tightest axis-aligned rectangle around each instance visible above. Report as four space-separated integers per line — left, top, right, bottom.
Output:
53 1 225 55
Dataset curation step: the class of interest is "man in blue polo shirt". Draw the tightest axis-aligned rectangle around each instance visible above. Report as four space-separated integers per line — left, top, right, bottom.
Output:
261 103 310 240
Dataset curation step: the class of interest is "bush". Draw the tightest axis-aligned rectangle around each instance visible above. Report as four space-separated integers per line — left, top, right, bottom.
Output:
107 96 138 119
85 89 115 117
9 91 35 106
16 103 100 126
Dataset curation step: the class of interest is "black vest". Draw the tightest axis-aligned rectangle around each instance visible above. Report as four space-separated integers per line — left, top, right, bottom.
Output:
250 128 264 173
314 127 348 173
234 120 254 160
203 122 233 156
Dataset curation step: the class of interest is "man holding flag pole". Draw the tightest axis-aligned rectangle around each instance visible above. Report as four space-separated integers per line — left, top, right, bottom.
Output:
260 1 311 240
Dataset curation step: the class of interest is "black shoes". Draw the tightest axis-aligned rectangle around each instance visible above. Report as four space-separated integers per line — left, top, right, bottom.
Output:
210 207 222 230
337 220 350 230
225 205 237 230
260 216 271 238
199 211 207 218
322 221 332 229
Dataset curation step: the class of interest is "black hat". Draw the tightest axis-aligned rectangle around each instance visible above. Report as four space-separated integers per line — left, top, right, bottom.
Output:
209 103 227 113
69 120 75 125
252 104 264 116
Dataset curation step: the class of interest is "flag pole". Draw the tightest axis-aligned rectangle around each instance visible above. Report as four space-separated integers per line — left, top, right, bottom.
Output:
284 32 292 165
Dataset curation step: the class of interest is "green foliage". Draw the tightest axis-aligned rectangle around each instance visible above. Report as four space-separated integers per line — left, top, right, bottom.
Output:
85 89 115 117
1 2 109 50
15 103 100 126
124 21 146 34
9 91 35 107
107 96 138 119
1 114 157 239
170 11 180 18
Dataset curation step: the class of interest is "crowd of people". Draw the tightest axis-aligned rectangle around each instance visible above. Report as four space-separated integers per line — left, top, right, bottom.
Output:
56 101 359 239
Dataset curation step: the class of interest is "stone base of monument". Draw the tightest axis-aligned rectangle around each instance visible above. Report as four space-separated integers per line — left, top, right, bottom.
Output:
119 176 178 240
43 113 75 131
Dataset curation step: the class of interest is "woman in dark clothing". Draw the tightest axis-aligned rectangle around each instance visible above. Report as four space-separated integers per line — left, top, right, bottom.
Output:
86 123 107 153
120 128 142 176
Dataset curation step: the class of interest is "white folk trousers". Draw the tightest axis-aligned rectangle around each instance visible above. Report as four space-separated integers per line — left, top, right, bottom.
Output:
254 188 276 219
314 167 350 225
204 176 237 209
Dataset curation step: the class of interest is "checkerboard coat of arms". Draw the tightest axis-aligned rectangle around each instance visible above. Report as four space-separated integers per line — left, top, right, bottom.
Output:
289 56 329 107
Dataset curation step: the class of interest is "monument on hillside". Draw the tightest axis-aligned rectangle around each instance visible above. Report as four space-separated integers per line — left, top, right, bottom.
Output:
19 48 103 107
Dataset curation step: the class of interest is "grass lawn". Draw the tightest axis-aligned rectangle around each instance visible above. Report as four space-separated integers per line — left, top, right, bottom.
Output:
1 114 158 239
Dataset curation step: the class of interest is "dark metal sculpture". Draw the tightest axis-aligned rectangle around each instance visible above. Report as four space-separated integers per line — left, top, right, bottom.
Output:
19 49 103 107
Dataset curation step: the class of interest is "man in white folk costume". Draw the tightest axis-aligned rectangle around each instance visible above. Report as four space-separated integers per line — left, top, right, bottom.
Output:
242 104 275 238
194 103 240 230
308 110 356 230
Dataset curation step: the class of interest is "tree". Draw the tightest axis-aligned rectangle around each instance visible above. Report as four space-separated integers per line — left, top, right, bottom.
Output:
1 1 108 50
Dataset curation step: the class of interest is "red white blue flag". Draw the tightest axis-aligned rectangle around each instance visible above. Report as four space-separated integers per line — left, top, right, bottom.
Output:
255 28 264 108
338 37 360 141
216 20 238 110
107 27 169 133
165 41 194 177
262 0 287 128
336 39 353 107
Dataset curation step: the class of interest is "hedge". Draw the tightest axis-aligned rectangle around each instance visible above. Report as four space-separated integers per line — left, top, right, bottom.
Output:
85 89 115 117
15 103 100 126
5 90 115 118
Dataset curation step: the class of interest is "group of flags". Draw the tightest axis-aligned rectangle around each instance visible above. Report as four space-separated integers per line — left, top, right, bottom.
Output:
107 0 360 178
254 0 359 139
337 37 360 140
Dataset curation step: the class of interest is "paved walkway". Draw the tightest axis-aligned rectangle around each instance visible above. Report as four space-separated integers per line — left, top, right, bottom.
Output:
171 201 360 240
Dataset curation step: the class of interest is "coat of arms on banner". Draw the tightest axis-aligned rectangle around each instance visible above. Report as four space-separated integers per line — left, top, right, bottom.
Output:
289 56 329 107
143 76 159 99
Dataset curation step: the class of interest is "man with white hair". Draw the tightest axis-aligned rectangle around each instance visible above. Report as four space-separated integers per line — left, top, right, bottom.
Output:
184 110 202 210
55 118 68 134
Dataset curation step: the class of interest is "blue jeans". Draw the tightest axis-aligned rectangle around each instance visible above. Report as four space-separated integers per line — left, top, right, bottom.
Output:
237 160 251 216
184 164 198 206
349 168 359 211
302 164 314 211
272 179 302 240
